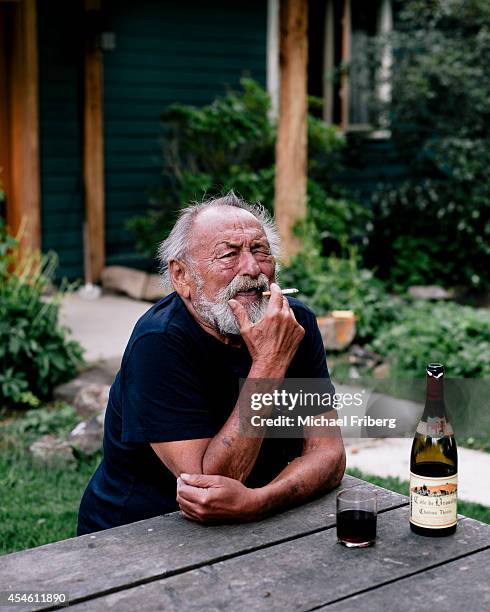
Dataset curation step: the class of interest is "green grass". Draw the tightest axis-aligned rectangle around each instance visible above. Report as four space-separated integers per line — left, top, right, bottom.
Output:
0 404 100 556
0 449 100 555
347 467 490 525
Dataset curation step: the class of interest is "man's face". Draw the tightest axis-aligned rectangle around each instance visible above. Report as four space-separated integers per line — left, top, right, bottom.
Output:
185 207 276 335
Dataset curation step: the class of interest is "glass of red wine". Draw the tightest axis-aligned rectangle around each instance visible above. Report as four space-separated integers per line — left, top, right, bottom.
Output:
337 487 378 548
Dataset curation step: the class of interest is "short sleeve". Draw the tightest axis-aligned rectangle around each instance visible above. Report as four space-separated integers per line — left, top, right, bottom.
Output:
121 332 216 443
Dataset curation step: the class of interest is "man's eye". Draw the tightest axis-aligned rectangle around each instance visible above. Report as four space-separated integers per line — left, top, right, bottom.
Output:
220 252 235 259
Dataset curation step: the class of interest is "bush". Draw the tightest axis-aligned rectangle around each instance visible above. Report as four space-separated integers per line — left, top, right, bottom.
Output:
370 300 490 378
367 0 490 290
128 79 368 258
0 220 84 408
280 228 404 343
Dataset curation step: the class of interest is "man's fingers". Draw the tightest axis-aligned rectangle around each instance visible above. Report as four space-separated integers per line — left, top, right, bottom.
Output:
281 295 291 314
179 502 202 522
267 283 284 311
180 473 223 488
177 481 205 504
228 299 251 331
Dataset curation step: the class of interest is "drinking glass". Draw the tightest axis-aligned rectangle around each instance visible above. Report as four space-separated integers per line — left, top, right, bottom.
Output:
336 487 378 548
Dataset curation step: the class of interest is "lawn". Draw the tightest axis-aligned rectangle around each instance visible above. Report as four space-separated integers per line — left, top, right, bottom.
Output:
0 449 100 555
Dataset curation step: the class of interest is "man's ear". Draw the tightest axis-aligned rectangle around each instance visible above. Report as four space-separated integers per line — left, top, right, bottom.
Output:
169 260 191 299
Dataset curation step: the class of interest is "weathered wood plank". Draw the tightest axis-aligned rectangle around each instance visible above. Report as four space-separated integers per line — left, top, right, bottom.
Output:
0 476 406 611
69 510 490 612
322 547 490 612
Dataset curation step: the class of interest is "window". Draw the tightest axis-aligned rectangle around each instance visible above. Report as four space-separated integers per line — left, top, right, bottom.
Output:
267 0 393 133
309 0 393 134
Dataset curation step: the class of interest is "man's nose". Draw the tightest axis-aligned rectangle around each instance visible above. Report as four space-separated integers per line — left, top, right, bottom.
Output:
237 250 261 277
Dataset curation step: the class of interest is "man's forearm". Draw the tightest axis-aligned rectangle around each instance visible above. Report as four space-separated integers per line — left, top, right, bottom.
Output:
201 360 287 481
251 441 346 518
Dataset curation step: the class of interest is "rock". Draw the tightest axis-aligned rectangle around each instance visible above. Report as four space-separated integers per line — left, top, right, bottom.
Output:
373 363 391 380
73 383 110 419
408 285 454 300
348 345 383 369
69 413 105 455
29 435 75 464
53 358 120 404
317 312 356 351
143 274 170 302
101 266 148 300
54 378 86 404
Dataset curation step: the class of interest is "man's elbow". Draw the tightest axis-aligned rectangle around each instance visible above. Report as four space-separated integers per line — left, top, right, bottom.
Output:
331 445 346 489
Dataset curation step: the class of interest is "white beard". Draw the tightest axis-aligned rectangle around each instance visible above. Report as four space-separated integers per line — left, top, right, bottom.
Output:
192 272 271 335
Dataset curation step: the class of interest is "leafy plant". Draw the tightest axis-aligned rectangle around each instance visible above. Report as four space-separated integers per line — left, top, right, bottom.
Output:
369 300 490 378
367 0 490 289
128 79 368 259
0 403 79 450
0 219 84 408
281 227 404 343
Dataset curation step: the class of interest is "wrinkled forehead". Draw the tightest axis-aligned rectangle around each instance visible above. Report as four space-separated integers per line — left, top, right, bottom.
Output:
188 207 268 253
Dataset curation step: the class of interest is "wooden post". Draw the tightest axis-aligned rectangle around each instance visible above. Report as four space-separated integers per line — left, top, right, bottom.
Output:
83 0 105 282
7 0 41 252
340 0 351 131
274 0 308 261
323 0 334 124
0 4 11 212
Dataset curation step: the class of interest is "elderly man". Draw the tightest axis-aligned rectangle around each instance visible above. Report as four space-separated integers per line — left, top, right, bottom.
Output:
77 193 345 534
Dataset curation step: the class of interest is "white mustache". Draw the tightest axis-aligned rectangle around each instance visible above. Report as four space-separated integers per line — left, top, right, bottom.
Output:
221 274 270 301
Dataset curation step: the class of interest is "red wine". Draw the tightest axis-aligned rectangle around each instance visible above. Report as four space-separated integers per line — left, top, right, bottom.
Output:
410 363 458 536
337 509 377 547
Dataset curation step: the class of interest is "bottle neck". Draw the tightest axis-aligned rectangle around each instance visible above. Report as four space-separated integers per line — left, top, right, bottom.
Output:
423 374 447 419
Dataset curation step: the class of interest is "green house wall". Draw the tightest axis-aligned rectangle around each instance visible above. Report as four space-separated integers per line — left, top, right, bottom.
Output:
38 0 267 279
38 0 84 280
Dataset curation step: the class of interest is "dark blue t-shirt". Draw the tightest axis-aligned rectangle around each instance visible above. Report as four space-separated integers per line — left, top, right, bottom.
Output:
77 292 334 534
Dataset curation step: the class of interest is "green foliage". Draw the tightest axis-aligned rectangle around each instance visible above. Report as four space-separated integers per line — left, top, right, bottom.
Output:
370 301 490 378
368 0 490 289
128 79 368 258
281 228 404 343
0 448 99 555
0 403 99 554
0 220 84 408
0 404 79 450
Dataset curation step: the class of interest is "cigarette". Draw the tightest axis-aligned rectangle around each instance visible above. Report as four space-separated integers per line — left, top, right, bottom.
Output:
262 288 299 297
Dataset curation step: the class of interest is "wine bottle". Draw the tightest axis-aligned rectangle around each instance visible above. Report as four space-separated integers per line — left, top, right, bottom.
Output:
410 363 458 536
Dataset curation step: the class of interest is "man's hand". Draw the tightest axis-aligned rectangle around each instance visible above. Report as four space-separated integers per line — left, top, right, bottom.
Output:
176 474 260 523
228 283 305 374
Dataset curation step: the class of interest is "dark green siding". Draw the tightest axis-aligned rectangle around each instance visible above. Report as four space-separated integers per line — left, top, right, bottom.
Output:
38 0 267 279
103 0 268 268
38 0 84 280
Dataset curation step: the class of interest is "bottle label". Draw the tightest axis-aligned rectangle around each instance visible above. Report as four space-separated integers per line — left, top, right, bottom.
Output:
410 472 457 529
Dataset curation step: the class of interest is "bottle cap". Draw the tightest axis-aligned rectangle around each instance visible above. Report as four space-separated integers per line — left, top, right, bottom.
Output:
427 363 444 377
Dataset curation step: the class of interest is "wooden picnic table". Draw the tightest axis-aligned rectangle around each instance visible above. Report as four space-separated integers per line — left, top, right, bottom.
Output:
1 474 489 611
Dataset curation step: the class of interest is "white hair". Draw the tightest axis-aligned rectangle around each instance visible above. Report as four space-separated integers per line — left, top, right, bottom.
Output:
157 192 281 288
